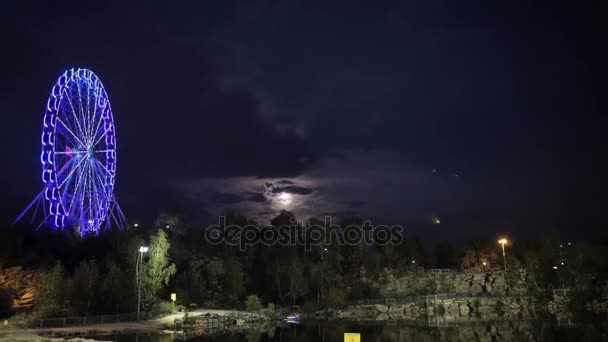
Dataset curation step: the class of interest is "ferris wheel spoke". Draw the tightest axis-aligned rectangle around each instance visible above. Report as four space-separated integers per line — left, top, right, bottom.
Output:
54 150 87 155
75 77 89 144
91 129 109 150
94 149 115 153
94 158 114 177
86 160 95 229
90 113 105 147
56 118 87 148
88 87 99 145
91 163 107 224
62 88 88 144
86 83 93 144
67 156 89 216
62 158 84 208
57 154 88 189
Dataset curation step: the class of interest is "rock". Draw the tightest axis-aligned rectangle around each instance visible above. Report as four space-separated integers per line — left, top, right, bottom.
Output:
459 304 470 315
19 292 34 300
375 313 389 320
3 266 22 277
374 304 389 313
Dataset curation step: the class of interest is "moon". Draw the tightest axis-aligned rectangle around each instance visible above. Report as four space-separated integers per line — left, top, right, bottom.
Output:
278 192 292 205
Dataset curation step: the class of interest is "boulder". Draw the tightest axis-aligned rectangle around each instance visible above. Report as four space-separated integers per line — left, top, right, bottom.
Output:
373 304 389 313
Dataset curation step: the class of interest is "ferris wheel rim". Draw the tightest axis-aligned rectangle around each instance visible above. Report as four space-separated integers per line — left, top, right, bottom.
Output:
40 67 117 236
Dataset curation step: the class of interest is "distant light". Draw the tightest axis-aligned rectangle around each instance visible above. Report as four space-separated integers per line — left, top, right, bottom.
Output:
560 262 564 266
139 246 149 253
434 217 441 224
498 238 508 245
432 169 437 173
324 248 328 251
560 244 563 248
166 225 170 229
411 260 416 264
482 262 487 266
134 223 139 227
553 266 558 270
567 242 571 246
87 219 93 224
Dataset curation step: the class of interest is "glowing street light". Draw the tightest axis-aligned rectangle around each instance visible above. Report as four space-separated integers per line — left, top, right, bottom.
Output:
133 223 139 227
498 238 509 271
136 246 149 320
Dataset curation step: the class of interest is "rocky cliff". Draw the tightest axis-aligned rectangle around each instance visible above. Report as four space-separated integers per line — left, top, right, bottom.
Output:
0 266 45 310
360 268 527 297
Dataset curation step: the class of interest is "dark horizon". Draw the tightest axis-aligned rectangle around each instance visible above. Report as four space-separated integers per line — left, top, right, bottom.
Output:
1 0 606 242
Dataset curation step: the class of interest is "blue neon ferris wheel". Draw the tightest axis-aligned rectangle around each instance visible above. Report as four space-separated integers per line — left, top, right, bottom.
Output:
17 68 125 236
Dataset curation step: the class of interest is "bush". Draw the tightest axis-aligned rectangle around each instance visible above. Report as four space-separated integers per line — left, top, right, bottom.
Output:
265 302 276 320
150 301 174 315
324 287 345 309
244 294 262 312
30 304 68 320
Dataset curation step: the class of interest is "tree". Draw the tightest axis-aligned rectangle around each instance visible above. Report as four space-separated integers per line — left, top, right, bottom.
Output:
224 257 245 301
142 229 177 303
34 261 66 317
71 259 100 315
286 257 308 306
245 294 262 312
0 287 13 316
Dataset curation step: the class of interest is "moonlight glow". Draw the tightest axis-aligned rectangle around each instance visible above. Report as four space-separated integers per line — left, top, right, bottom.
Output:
278 192 292 205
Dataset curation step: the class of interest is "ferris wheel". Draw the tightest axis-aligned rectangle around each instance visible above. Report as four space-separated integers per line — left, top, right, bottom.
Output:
16 68 125 236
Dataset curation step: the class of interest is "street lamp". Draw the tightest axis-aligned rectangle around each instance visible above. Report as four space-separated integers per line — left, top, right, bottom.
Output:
134 223 139 227
136 246 149 320
498 238 508 271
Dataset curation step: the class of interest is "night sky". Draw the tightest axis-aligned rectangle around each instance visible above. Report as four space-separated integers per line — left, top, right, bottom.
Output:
1 1 606 241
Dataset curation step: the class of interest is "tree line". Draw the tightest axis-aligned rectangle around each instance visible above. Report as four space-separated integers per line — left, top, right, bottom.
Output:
1 210 607 318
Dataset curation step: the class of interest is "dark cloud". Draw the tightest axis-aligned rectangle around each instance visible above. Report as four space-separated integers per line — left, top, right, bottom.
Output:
270 185 313 196
245 192 267 203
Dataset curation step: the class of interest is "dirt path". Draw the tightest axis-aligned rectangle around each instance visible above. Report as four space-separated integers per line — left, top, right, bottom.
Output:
0 309 243 339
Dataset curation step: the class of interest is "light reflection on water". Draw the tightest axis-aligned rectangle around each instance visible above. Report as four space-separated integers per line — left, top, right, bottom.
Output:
80 318 608 342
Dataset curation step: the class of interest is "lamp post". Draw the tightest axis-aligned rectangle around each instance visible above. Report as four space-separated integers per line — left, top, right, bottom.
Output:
136 246 149 320
498 238 508 271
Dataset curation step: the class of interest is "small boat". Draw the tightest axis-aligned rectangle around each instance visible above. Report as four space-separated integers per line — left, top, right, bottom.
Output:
285 314 300 323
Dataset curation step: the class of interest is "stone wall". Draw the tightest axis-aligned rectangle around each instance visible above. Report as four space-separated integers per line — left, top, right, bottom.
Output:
335 295 537 321
361 268 527 297
0 266 45 310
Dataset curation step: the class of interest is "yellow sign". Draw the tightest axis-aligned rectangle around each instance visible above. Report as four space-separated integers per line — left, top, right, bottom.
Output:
171 293 176 301
344 333 361 342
